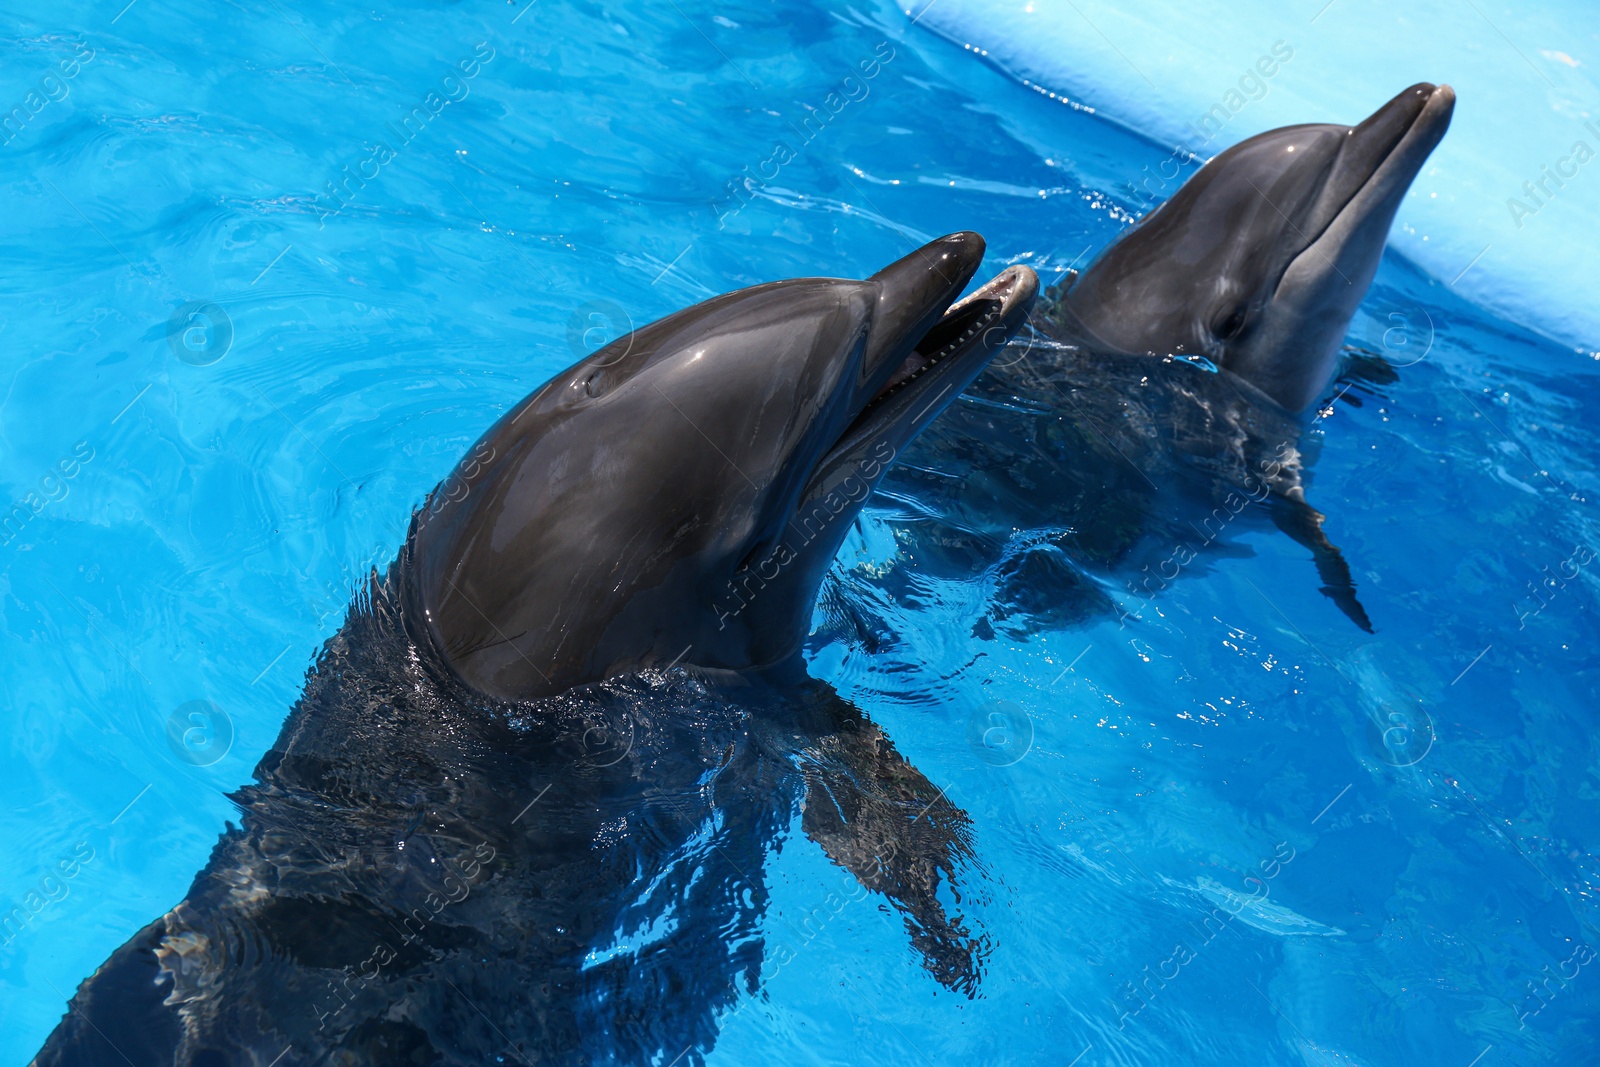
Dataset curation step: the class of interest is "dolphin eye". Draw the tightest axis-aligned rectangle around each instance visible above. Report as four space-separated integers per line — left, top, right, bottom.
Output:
1215 306 1249 341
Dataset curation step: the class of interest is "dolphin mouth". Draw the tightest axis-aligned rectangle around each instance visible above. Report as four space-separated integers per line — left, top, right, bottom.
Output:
814 261 1038 485
855 267 1036 425
752 253 1035 575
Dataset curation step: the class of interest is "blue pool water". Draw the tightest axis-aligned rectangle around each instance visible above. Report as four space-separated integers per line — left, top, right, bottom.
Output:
1 1 1596 1064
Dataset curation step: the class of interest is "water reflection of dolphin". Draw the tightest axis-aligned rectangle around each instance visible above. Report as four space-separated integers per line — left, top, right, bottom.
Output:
35 235 1038 1066
871 85 1454 637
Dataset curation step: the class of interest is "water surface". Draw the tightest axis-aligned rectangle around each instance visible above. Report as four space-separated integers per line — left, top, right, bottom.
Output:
1 1 1595 1064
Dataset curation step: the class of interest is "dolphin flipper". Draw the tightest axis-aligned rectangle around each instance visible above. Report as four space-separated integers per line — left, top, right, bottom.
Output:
792 694 989 996
1269 493 1375 633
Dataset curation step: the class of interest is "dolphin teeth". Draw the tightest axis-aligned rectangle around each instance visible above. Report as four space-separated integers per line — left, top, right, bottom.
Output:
868 301 1003 408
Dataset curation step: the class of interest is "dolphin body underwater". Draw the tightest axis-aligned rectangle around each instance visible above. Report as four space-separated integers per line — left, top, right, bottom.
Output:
34 236 1039 1066
867 84 1454 638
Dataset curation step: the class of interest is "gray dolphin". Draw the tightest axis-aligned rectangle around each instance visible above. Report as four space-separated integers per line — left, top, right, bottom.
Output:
1059 81 1455 413
415 233 1036 700
34 236 1038 1066
865 84 1453 637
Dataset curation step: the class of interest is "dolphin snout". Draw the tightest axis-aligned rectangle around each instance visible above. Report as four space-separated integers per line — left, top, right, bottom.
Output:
1311 81 1455 246
859 231 986 395
1406 82 1455 141
1344 82 1454 174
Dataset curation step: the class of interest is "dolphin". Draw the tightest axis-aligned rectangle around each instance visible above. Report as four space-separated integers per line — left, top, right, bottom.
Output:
860 84 1453 638
1052 81 1455 414
34 236 1038 1066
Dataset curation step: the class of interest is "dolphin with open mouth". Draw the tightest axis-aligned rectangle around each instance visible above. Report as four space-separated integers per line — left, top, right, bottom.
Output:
868 84 1454 637
34 236 1038 1066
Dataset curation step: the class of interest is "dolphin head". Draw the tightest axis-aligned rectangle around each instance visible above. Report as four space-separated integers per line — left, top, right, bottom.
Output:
411 234 1037 701
1063 82 1454 412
